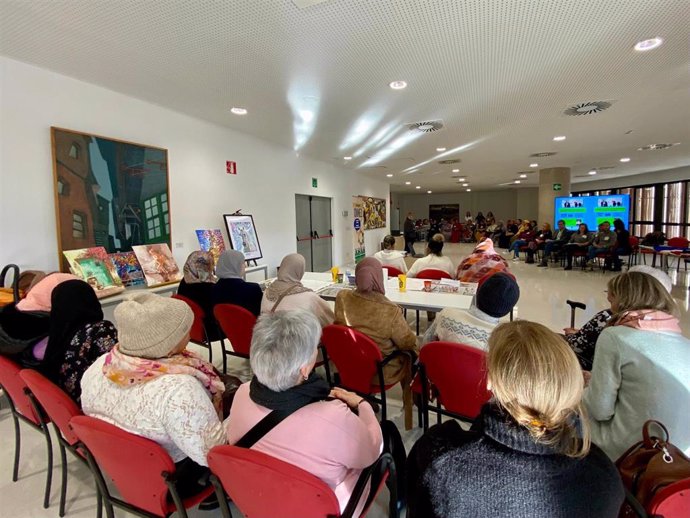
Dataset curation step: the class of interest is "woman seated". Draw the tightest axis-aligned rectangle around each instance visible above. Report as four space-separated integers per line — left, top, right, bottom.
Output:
508 221 536 261
485 211 496 226
500 219 518 249
422 272 519 350
373 235 408 273
455 238 508 283
584 271 690 459
564 266 672 370
525 222 552 264
177 251 219 340
81 293 226 497
611 218 631 271
407 234 455 278
261 253 334 327
563 223 593 270
334 257 418 429
226 310 382 516
509 219 530 246
211 250 262 316
40 280 117 402
408 320 624 518
16 272 79 312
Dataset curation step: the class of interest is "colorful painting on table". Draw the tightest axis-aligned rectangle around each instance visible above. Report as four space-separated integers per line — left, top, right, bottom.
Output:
109 251 146 287
63 247 125 298
131 243 182 286
195 229 226 265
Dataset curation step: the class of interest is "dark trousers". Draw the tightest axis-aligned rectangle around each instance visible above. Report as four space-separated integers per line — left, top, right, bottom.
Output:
539 241 563 264
612 247 629 269
173 457 211 500
404 238 416 256
564 244 586 268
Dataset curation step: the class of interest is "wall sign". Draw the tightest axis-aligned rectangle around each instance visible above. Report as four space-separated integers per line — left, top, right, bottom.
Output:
553 183 562 191
226 161 237 175
312 177 318 188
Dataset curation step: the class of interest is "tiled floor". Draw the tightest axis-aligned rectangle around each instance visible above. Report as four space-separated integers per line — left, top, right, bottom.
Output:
1 242 688 517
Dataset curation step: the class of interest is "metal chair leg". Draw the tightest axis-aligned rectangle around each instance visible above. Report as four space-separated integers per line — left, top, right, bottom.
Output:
58 441 68 517
11 411 20 481
42 422 54 509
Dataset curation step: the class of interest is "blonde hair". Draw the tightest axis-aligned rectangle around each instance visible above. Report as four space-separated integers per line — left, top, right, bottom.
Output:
487 321 591 458
607 271 678 325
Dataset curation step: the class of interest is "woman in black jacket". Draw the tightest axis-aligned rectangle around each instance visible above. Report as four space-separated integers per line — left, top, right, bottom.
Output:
211 250 262 316
177 251 221 340
407 320 624 518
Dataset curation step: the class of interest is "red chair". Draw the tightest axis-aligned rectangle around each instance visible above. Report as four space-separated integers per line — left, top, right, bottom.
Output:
68 415 213 518
647 477 690 517
207 445 397 518
668 237 690 248
171 294 213 363
320 324 409 423
415 269 452 280
213 304 256 373
0 355 54 509
381 265 404 278
20 369 102 517
624 236 640 269
417 342 491 431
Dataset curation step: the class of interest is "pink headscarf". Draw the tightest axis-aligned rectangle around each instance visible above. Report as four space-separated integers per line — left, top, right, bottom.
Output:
16 273 80 312
355 257 385 295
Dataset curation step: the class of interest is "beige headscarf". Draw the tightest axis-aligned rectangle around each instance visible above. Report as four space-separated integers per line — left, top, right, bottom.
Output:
264 253 312 302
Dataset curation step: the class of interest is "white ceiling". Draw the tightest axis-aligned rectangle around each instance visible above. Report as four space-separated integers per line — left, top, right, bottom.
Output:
1 0 688 193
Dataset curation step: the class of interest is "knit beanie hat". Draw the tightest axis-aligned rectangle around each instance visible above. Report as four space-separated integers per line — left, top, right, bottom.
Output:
114 292 194 359
475 272 520 318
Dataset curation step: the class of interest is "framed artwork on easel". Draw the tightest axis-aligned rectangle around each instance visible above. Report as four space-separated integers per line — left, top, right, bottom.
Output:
223 214 263 261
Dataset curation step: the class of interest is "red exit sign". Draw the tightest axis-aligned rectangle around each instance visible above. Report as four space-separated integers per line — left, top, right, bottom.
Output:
226 161 237 175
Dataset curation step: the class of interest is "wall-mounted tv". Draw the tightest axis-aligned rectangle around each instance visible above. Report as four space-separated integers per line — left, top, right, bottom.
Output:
555 194 630 231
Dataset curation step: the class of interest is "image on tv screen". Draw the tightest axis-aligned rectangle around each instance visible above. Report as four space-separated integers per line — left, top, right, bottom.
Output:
554 194 630 231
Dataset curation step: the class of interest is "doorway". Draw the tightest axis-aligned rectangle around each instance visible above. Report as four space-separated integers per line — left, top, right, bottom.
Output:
295 194 333 272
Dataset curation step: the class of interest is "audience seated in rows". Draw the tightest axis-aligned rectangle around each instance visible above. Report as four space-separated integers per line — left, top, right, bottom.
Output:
407 234 455 278
563 223 593 270
586 221 617 267
225 310 383 516
455 238 508 282
564 265 672 370
422 272 519 350
374 235 408 273
407 320 624 518
508 220 536 260
584 271 690 459
16 272 78 312
524 222 552 263
537 219 572 267
334 257 418 429
211 249 262 316
177 251 219 339
261 253 334 326
80 293 227 498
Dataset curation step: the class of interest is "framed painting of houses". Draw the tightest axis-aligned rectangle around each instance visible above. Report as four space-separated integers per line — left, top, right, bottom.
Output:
51 127 171 272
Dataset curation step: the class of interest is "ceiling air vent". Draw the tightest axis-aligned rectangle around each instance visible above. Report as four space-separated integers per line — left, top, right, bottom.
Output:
438 159 460 165
406 120 444 133
530 152 557 158
638 143 679 151
564 101 612 116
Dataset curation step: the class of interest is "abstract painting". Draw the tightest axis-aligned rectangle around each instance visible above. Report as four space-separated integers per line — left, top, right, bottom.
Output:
195 229 226 265
63 247 125 298
223 214 262 261
109 251 146 287
361 196 387 230
131 244 182 287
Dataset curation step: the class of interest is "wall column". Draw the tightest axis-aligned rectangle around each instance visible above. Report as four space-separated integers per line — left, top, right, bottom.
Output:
538 167 571 225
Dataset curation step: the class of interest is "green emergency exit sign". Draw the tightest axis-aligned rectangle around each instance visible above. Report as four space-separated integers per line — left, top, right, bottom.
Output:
553 183 562 191
312 178 318 188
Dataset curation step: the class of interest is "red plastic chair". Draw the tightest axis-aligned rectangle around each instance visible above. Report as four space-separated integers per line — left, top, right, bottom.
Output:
648 477 690 517
415 269 452 280
381 265 404 278
417 341 491 431
207 445 397 518
68 415 213 518
320 324 407 422
667 237 689 248
20 369 102 517
213 304 256 373
171 294 213 364
0 355 54 509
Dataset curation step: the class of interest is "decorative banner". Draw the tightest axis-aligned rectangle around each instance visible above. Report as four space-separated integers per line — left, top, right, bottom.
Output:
352 196 366 263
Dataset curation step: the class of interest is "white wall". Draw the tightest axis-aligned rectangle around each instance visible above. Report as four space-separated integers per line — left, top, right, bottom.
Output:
573 165 690 192
0 57 389 274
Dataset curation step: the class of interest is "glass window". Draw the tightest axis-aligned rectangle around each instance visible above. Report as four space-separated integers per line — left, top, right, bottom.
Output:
72 211 86 238
68 143 80 159
663 182 684 226
634 186 655 222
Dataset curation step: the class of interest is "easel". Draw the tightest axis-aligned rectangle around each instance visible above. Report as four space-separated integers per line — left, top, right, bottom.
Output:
230 209 259 266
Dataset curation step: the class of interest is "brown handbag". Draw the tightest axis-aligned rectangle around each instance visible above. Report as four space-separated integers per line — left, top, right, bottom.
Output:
616 420 690 514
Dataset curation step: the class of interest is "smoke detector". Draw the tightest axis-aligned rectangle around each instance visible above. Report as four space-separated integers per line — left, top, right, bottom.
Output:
564 101 613 116
407 120 444 133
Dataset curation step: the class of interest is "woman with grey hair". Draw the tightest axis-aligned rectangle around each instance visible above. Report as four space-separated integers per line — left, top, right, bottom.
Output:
225 310 383 515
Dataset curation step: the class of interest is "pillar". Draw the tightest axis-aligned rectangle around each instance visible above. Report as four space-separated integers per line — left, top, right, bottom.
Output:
538 167 571 226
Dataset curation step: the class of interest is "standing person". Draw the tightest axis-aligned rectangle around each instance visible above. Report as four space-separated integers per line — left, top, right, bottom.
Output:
211 250 263 316
538 220 572 267
564 223 593 270
407 234 455 278
407 320 624 518
404 212 417 256
611 218 631 271
586 221 617 268
374 235 408 273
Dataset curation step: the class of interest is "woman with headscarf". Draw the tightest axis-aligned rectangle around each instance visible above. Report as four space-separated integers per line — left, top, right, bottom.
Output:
16 272 79 312
211 250 263 316
334 257 418 429
42 279 117 402
455 238 509 283
177 251 219 339
261 253 334 327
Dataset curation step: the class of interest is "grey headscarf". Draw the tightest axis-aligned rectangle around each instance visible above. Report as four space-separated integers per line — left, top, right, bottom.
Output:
216 250 246 280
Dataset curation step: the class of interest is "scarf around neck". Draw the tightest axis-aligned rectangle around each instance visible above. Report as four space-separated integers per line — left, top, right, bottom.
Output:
249 372 331 413
615 310 681 333
265 253 312 302
103 345 225 417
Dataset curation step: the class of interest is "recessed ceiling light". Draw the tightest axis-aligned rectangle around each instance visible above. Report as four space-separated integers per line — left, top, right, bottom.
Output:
405 181 411 185
386 174 393 177
452 168 460 173
466 188 472 192
462 183 469 187
619 157 631 163
436 147 447 152
530 163 539 168
553 136 566 141
519 174 527 178
415 186 421 189
389 80 407 90
514 180 521 184
588 170 597 175
343 156 352 160
458 177 466 182
634 37 663 52
427 190 432 194
230 107 247 115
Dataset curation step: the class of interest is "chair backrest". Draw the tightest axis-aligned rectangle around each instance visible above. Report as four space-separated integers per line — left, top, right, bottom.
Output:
419 341 491 418
208 445 341 518
69 415 176 517
648 477 690 517
321 324 382 394
668 237 690 248
0 355 42 424
171 294 207 344
213 303 256 356
416 269 452 280
382 265 404 278
629 236 640 249
20 369 82 445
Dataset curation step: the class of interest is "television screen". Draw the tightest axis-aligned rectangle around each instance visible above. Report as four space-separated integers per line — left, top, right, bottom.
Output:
554 194 630 231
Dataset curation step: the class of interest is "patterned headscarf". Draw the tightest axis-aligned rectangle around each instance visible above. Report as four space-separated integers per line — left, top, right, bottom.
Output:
355 257 385 295
456 238 509 283
265 253 312 302
183 251 217 284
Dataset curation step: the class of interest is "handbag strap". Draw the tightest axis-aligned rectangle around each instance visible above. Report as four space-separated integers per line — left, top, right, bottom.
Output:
0 264 20 303
270 285 301 313
642 420 669 448
235 397 315 449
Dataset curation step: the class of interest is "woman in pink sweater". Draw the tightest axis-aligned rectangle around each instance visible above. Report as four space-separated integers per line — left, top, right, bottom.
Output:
225 310 383 516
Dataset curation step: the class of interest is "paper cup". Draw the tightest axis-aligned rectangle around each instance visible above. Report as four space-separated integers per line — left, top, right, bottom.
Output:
398 274 407 292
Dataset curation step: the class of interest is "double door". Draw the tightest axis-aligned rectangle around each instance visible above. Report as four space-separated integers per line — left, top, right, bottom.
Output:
296 194 333 272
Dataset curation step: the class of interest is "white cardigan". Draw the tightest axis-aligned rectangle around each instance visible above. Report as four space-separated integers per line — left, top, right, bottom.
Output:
407 254 455 278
